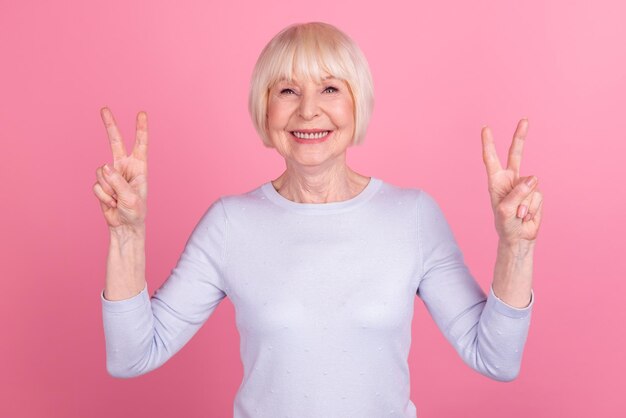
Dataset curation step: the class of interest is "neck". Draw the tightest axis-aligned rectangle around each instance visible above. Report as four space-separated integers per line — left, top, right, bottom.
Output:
271 158 370 204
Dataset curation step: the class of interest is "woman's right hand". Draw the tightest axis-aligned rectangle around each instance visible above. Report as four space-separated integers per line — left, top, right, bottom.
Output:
93 107 148 232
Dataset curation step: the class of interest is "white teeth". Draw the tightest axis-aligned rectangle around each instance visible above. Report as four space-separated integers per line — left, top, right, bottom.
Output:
293 131 330 139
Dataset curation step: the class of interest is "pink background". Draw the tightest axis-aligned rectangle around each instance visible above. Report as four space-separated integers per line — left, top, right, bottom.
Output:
1 0 625 416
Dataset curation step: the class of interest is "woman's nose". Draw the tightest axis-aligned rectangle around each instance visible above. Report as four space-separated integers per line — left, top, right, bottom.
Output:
297 93 320 120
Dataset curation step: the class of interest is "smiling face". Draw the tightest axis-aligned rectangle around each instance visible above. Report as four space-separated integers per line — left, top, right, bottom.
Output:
266 75 355 169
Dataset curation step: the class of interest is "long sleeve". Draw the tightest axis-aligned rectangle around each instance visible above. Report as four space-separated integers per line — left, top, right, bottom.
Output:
101 198 229 378
416 190 533 382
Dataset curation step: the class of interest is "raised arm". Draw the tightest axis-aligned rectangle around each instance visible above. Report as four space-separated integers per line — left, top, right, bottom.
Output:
481 118 544 308
94 108 228 378
416 118 543 382
93 107 149 301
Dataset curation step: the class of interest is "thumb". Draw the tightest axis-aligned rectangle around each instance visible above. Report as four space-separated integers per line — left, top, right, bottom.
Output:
102 164 134 199
500 175 538 212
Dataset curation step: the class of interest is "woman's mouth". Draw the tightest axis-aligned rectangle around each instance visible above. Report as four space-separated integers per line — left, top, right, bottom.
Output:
290 130 332 144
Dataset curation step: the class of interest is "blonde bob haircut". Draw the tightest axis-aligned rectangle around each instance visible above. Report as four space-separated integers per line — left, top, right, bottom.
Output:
248 22 375 147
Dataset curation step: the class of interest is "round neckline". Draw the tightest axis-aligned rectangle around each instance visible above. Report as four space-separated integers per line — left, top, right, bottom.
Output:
261 176 382 214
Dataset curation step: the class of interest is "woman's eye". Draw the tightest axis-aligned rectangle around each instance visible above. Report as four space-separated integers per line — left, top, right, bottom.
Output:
280 88 296 95
324 86 338 93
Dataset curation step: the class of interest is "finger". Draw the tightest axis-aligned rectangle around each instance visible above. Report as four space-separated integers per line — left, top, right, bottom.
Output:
93 182 117 208
520 189 539 221
102 163 133 198
100 107 128 162
524 189 543 223
516 178 534 219
529 196 544 225
506 118 528 177
96 165 116 197
98 199 111 213
481 125 502 177
500 175 538 212
132 111 149 162
517 202 529 219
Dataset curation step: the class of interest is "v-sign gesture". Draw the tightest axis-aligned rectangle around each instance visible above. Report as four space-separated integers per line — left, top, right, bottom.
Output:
481 118 544 247
93 107 149 231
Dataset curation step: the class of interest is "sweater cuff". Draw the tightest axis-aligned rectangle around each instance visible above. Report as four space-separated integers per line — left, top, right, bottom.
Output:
101 283 149 313
487 285 534 319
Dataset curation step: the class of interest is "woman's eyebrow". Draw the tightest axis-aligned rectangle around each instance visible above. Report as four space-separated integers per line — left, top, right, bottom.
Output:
271 76 340 89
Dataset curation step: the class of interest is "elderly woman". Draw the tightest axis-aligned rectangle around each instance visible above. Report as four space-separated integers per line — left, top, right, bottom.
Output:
95 22 543 417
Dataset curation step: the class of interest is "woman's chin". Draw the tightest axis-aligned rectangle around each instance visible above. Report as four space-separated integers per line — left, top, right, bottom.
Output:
288 151 347 169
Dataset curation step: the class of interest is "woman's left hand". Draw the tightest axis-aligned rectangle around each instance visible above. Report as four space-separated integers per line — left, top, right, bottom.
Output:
481 118 544 246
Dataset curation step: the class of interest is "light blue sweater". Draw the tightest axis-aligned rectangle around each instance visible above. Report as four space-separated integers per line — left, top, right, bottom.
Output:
101 177 533 418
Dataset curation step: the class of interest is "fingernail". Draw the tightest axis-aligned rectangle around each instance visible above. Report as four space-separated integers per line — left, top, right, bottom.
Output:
518 205 528 218
103 164 111 174
525 176 537 187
